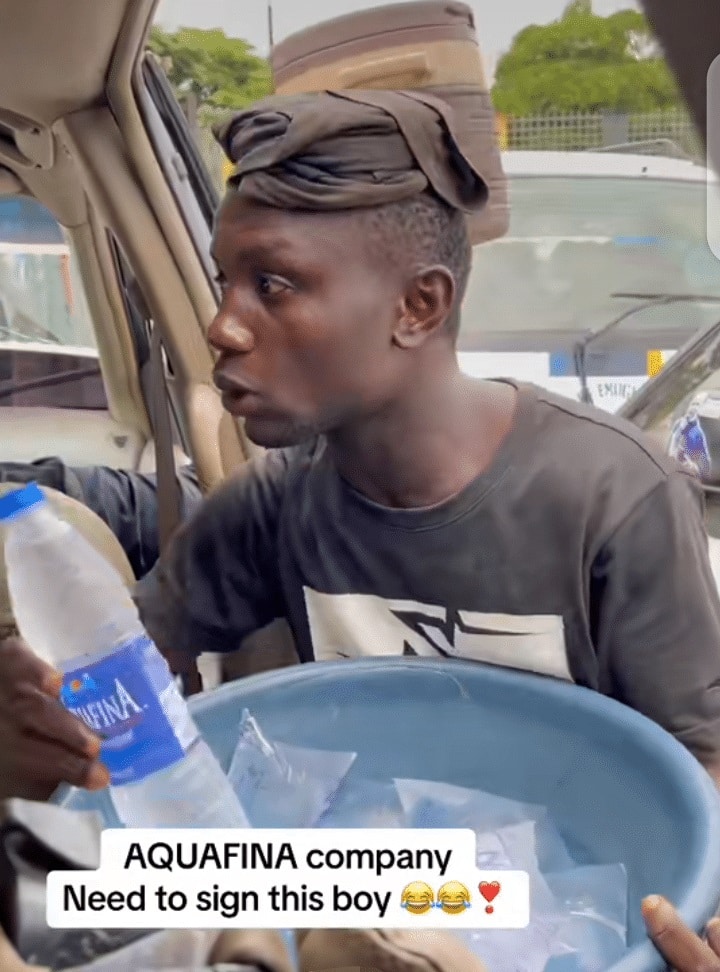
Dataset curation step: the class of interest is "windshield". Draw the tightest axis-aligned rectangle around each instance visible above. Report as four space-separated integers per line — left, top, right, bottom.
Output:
0 197 96 349
460 174 720 347
623 321 720 431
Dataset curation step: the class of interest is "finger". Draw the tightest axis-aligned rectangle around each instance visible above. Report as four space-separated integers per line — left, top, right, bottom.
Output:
707 918 720 957
20 690 101 758
0 636 62 696
642 896 720 970
13 737 109 797
0 920 48 971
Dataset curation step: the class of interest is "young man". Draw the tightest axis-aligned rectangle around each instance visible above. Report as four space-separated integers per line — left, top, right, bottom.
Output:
0 66 719 972
1 86 719 798
155 90 720 782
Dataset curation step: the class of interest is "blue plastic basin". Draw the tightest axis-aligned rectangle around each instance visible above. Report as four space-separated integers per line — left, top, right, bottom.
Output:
57 657 720 972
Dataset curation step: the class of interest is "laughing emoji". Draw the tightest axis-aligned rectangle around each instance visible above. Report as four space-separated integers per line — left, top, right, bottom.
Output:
401 881 435 915
437 881 471 914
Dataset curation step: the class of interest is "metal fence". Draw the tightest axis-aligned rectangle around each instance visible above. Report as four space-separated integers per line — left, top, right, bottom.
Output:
503 108 703 160
191 106 705 193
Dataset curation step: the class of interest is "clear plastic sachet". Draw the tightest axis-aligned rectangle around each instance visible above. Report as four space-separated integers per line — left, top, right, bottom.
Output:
394 778 575 872
227 709 357 828
393 778 628 972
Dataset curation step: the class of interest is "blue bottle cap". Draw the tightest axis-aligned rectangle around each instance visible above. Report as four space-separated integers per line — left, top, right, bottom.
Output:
0 482 47 522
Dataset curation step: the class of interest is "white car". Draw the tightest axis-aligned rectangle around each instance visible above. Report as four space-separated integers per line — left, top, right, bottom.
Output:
458 149 720 413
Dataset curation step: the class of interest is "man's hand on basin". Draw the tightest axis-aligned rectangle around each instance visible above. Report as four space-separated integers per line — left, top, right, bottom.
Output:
643 895 720 971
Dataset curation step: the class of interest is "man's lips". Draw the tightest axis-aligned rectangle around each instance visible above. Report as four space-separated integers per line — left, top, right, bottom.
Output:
214 372 267 416
213 370 257 396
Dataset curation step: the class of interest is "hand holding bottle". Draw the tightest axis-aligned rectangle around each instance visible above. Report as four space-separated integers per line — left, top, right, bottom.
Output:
0 635 108 800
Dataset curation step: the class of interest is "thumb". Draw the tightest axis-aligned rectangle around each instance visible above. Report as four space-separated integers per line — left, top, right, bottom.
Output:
0 925 48 972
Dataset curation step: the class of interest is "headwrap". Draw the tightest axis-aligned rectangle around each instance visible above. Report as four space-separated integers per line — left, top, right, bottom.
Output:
213 88 488 214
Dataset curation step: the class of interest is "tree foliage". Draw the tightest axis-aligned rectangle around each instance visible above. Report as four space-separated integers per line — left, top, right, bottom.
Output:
148 26 272 110
492 5 682 115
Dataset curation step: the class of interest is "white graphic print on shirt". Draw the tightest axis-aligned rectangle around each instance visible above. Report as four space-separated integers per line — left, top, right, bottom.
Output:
303 587 572 681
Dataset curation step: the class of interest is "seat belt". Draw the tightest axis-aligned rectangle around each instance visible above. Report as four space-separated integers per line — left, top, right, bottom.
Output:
148 325 203 695
149 325 183 552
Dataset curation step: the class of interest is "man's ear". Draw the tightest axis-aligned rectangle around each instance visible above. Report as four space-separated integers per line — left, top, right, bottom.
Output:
392 266 456 349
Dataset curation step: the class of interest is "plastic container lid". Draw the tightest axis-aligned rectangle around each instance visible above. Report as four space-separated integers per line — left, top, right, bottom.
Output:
0 482 46 522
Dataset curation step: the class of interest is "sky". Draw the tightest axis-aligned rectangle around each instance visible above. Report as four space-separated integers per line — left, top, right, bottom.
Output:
155 0 641 72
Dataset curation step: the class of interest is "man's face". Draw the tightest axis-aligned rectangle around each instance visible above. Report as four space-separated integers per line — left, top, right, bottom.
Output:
209 193 405 448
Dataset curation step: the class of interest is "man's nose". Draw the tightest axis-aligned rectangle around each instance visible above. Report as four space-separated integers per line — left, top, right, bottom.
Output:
207 304 255 354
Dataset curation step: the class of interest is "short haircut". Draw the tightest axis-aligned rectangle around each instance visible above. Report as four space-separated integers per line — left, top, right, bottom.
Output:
357 191 473 337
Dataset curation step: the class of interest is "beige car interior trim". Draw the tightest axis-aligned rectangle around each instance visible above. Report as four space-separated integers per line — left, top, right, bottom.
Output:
76 208 153 438
0 1 127 127
0 14 154 448
0 165 23 194
149 321 182 548
62 104 207 369
0 0 248 490
0 34 151 450
0 107 55 170
103 1 273 686
111 2 211 308
106 0 251 488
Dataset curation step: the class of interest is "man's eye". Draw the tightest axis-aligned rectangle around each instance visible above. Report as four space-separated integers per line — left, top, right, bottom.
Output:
213 273 227 293
256 273 290 297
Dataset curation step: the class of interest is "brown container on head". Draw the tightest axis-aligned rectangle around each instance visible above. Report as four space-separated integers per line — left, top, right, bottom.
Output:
270 0 509 246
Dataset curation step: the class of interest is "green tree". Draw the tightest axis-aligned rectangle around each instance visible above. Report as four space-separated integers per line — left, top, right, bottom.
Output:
148 26 272 111
492 5 682 115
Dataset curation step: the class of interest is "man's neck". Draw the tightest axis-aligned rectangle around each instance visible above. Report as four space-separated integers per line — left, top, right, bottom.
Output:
326 371 518 509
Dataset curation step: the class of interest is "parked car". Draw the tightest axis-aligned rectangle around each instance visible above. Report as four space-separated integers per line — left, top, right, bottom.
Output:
460 149 720 412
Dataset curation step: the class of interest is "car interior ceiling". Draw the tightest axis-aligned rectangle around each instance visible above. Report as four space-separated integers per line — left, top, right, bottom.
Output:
0 0 250 492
